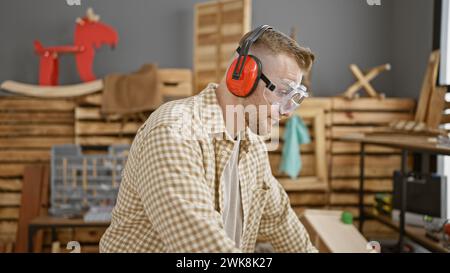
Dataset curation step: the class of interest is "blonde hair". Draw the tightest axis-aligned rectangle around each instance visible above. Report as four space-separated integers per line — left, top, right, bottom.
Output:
239 28 315 71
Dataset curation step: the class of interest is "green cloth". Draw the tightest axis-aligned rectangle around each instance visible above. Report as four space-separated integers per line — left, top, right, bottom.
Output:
279 115 311 179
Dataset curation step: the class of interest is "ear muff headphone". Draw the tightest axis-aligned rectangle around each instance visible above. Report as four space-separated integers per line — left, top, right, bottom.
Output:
226 25 273 97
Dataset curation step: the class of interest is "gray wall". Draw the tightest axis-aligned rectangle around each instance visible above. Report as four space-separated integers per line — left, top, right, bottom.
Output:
0 0 434 98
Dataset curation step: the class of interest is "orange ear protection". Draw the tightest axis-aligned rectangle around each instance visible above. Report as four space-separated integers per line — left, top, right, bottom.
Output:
226 25 273 97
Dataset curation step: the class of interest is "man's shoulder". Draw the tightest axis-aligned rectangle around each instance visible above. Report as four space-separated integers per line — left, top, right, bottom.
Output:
138 95 196 135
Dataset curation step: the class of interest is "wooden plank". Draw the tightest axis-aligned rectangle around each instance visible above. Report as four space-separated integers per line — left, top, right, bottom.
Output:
331 141 400 154
332 97 415 112
288 192 328 206
0 221 17 236
0 192 21 208
194 0 251 93
330 178 393 192
0 150 50 163
278 177 327 192
302 210 368 253
160 83 193 98
0 208 20 220
158 69 192 83
34 164 50 253
75 136 133 146
75 122 141 136
15 165 47 252
329 193 375 206
75 107 123 121
0 164 26 177
415 50 440 123
0 124 73 137
0 98 75 111
331 155 405 178
332 112 413 125
0 137 73 149
0 112 74 124
0 193 21 206
425 86 447 129
331 126 378 138
0 179 22 191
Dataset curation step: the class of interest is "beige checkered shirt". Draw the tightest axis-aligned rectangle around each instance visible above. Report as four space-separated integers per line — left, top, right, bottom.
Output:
99 83 317 253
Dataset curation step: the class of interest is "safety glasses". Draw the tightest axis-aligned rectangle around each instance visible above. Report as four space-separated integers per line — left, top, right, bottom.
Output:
261 75 309 115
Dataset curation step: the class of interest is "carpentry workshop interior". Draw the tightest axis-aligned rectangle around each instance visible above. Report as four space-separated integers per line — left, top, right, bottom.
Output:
0 0 449 254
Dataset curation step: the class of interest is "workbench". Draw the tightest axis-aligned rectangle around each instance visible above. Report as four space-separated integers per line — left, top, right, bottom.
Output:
28 216 109 252
339 133 450 253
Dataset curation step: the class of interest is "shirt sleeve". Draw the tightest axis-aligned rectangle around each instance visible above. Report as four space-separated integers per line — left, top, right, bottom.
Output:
258 153 318 253
135 124 240 252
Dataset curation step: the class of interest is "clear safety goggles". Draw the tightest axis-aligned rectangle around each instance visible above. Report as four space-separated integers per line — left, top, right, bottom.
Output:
261 75 309 115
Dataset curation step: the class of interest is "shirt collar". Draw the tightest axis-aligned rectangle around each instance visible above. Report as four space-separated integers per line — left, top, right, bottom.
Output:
197 83 259 145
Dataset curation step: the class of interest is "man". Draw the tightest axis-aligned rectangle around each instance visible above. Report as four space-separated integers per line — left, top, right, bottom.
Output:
100 25 317 253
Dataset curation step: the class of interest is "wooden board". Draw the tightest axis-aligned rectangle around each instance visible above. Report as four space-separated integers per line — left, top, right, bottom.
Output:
15 165 49 252
415 50 440 123
425 86 447 129
302 210 368 253
194 0 251 92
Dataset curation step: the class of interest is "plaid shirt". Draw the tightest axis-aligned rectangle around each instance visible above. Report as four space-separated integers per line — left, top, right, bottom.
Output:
100 83 317 253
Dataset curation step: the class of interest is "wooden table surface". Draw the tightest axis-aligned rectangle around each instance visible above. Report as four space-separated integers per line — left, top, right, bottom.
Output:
339 133 450 155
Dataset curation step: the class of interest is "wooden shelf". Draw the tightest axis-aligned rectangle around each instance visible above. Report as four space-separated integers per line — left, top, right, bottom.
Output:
364 209 449 253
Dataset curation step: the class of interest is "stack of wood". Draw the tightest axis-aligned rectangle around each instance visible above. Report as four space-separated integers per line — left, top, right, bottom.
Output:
0 69 193 252
387 50 447 136
75 69 193 148
0 97 76 247
193 0 251 92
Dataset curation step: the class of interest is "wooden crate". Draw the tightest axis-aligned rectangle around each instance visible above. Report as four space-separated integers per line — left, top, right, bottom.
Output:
75 69 193 147
193 0 251 92
328 97 415 216
0 97 76 243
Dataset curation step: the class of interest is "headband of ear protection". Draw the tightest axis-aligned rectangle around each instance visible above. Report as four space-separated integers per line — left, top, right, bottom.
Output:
226 25 275 97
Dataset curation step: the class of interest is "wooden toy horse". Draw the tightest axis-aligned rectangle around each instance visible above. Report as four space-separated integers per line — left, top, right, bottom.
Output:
34 8 118 86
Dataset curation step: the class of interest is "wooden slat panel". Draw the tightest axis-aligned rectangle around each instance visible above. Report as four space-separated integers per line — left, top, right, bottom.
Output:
0 193 21 206
0 150 50 163
0 124 73 137
330 178 393 192
75 136 132 146
332 98 415 111
0 221 17 237
288 192 328 206
0 208 20 220
329 193 375 206
0 137 73 149
0 179 22 191
331 155 405 178
331 141 400 154
332 112 414 125
0 164 26 177
158 69 192 83
0 112 74 124
0 98 75 111
331 126 378 138
75 122 141 136
279 177 327 192
75 107 122 121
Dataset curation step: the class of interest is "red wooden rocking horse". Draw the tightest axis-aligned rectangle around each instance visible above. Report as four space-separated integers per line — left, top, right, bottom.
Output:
34 8 118 86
